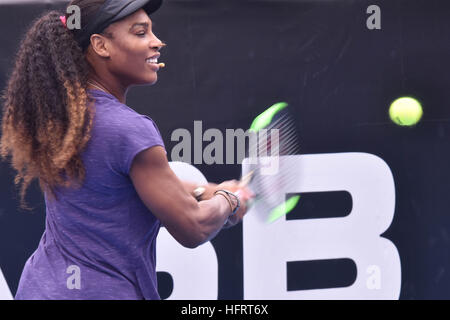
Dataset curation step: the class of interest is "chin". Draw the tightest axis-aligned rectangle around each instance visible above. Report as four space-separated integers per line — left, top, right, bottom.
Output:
136 77 158 86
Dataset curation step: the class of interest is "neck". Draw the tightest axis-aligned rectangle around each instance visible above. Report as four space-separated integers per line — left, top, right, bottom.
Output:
87 74 127 104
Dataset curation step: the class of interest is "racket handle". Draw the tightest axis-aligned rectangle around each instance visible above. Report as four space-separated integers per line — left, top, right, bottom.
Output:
240 170 254 187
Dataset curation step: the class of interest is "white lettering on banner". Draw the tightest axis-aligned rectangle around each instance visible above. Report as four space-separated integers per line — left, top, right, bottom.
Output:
366 265 382 290
242 153 401 299
156 161 218 300
0 267 13 300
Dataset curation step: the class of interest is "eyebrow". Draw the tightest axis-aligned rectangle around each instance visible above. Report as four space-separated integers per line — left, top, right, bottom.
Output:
129 22 152 30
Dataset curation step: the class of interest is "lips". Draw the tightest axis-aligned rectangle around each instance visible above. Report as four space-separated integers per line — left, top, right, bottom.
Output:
146 53 161 64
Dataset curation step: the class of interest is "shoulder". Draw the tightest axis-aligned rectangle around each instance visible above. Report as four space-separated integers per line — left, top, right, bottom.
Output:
89 90 161 139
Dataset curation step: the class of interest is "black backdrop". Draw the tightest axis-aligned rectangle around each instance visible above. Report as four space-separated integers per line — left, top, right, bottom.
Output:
1 0 450 299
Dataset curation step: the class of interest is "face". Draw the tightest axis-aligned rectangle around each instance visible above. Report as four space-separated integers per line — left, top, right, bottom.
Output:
96 9 164 87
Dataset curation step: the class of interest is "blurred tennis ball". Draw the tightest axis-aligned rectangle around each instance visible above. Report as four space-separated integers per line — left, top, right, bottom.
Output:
389 97 423 126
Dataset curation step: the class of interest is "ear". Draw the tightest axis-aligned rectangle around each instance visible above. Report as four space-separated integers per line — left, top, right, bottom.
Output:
89 34 111 58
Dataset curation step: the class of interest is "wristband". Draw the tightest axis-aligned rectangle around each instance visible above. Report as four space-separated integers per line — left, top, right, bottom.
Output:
214 189 240 215
214 192 234 213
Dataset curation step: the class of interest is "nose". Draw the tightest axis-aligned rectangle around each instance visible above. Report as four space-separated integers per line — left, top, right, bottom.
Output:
150 32 166 51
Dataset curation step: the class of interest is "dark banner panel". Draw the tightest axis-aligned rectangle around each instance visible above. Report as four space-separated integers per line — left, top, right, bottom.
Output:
0 0 449 299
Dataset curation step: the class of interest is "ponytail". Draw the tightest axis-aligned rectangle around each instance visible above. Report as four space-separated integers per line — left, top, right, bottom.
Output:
0 10 94 210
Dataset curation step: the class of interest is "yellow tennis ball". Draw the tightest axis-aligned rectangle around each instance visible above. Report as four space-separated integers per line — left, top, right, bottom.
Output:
389 97 423 126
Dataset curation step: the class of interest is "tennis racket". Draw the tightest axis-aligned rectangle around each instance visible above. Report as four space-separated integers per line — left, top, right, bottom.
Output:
241 102 301 223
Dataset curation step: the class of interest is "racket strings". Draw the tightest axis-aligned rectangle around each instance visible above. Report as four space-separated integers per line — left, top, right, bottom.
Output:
246 117 300 158
244 109 301 213
244 114 300 207
244 107 303 222
250 161 299 193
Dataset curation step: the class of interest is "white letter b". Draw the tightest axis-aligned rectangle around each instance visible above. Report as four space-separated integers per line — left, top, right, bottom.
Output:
243 153 401 299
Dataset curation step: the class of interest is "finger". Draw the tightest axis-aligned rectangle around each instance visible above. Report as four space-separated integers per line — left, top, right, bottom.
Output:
243 188 255 199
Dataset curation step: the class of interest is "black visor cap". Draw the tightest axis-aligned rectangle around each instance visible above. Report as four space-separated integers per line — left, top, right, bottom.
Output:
75 0 163 51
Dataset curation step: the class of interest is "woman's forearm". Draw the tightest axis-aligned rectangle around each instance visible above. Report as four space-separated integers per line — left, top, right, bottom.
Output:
194 195 233 245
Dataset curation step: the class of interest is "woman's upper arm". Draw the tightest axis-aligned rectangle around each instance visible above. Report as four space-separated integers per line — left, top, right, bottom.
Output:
129 145 202 247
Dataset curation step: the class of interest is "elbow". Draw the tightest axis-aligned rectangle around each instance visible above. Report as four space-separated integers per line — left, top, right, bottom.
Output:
173 203 216 249
181 240 201 249
186 225 211 248
179 232 206 249
177 222 209 249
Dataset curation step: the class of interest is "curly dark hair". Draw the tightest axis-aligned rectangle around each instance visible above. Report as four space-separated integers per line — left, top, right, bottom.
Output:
0 0 107 210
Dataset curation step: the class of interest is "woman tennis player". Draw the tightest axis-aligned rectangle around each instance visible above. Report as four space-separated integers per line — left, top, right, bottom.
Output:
1 0 252 299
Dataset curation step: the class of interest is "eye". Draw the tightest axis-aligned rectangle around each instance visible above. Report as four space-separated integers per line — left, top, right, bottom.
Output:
136 30 146 37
